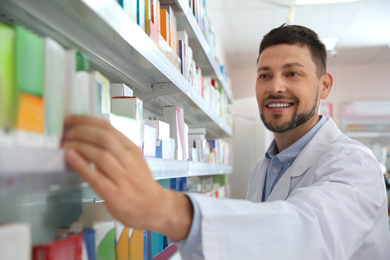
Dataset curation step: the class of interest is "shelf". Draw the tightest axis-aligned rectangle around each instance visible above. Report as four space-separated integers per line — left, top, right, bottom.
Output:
340 101 390 141
135 82 233 138
0 147 232 196
146 157 232 180
0 0 232 138
0 147 83 197
160 0 233 103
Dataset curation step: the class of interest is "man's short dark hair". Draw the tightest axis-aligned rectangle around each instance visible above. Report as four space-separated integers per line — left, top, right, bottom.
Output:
257 24 328 78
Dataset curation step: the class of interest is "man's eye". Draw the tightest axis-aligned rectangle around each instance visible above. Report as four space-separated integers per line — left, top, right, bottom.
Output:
258 74 269 79
288 72 300 77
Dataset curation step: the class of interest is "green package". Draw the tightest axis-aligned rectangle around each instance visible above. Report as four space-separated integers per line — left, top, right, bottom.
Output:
0 22 17 130
76 50 89 72
15 25 44 97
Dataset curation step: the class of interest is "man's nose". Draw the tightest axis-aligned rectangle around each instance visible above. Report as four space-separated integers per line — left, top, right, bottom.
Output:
267 76 286 94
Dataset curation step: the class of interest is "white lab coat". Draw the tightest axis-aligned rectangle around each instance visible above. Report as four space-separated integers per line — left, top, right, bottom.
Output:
191 118 390 259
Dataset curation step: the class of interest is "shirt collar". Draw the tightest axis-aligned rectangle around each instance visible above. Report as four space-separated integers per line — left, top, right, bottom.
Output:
265 116 327 164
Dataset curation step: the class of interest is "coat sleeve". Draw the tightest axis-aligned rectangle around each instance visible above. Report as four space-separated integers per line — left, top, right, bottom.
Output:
190 148 389 260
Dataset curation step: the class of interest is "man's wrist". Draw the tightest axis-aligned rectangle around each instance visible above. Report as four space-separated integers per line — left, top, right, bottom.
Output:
153 190 194 241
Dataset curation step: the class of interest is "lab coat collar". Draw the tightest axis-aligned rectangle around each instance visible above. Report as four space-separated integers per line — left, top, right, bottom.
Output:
266 117 342 202
289 117 341 177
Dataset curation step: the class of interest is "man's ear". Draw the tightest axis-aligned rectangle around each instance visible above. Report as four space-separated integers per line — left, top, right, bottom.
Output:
319 72 333 100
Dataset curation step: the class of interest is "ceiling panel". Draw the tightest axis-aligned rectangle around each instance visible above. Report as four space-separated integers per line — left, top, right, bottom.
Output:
207 0 390 68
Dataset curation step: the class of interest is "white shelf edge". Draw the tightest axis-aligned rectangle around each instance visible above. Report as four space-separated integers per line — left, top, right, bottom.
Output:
147 157 232 180
0 147 82 196
0 146 67 175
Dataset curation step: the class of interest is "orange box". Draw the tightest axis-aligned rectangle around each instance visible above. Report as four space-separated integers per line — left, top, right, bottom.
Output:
159 9 169 44
15 92 44 133
129 229 144 260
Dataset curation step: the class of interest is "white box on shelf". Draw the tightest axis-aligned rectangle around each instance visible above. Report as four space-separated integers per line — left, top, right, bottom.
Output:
156 139 171 159
43 37 66 149
0 223 31 260
110 83 133 98
184 123 189 160
111 97 143 121
143 124 157 158
74 70 90 115
64 49 76 116
90 71 111 119
109 113 142 147
145 120 170 141
163 106 185 160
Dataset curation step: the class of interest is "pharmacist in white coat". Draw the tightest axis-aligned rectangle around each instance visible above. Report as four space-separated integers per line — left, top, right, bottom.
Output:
62 24 390 260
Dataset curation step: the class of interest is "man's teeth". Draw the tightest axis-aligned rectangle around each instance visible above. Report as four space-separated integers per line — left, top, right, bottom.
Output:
267 103 292 108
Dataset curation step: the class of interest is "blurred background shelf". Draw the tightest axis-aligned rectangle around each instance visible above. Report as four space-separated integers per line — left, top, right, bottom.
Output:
345 132 390 139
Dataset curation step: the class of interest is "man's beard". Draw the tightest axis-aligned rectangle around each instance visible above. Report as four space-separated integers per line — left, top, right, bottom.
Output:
260 95 318 133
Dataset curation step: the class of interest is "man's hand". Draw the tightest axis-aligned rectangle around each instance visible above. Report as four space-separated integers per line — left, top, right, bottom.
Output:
62 115 193 241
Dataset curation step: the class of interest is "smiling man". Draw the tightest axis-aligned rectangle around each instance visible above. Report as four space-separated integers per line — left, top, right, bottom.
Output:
256 28 332 144
63 24 390 259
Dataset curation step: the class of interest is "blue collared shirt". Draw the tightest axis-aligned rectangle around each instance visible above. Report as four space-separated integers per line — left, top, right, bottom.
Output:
263 116 327 201
176 115 328 258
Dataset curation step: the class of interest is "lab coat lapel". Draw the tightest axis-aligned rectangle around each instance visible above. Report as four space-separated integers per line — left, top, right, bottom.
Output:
266 165 301 202
247 157 270 202
266 118 342 202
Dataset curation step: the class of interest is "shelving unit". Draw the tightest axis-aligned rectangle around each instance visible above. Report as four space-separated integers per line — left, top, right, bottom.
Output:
340 101 390 145
160 0 233 103
0 0 233 249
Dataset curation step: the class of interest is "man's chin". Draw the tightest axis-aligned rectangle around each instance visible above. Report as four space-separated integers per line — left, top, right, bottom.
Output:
262 119 292 133
264 124 291 133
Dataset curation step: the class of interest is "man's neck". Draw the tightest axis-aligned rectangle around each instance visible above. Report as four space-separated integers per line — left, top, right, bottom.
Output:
274 115 321 153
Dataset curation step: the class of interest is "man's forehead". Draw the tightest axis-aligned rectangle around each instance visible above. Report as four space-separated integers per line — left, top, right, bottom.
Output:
257 44 313 68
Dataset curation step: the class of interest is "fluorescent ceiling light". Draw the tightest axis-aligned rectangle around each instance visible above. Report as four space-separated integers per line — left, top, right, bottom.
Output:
295 0 359 5
321 38 338 51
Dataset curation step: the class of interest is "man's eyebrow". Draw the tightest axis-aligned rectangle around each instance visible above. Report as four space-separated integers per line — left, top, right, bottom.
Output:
257 66 271 72
283 62 305 69
257 63 305 72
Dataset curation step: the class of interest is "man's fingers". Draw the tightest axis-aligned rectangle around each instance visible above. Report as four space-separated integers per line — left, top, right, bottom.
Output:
63 124 134 165
65 149 117 195
63 116 142 166
63 141 126 185
64 115 139 151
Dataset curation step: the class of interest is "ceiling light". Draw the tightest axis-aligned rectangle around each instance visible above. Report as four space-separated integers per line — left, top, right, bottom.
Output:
295 0 359 5
321 38 338 51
